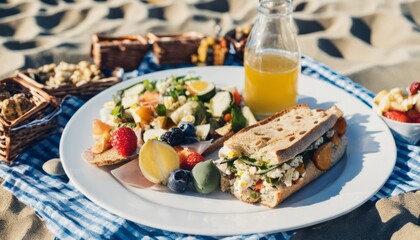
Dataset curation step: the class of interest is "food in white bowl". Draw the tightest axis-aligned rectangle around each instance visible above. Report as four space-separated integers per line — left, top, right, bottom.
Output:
372 82 420 144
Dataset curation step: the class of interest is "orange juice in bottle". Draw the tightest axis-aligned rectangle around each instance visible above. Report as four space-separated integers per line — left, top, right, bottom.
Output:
244 0 300 118
245 50 299 115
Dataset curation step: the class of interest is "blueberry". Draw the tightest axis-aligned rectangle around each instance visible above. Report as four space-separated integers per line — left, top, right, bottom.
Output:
160 128 185 146
167 169 191 193
178 122 196 137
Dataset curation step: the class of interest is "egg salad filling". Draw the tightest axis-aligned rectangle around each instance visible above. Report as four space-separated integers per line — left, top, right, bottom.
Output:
215 129 335 201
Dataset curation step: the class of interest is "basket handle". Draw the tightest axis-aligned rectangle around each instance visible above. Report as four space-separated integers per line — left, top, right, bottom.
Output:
89 43 94 57
90 35 99 57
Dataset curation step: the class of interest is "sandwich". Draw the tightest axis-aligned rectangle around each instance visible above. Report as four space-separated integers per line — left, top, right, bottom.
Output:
214 104 348 208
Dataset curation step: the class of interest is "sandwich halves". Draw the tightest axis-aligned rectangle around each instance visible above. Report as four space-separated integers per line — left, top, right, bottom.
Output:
215 104 348 208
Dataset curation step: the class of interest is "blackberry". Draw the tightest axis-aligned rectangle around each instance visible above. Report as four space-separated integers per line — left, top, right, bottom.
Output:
160 128 185 146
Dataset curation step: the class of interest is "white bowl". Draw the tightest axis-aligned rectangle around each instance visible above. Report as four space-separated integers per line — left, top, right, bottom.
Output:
372 103 420 144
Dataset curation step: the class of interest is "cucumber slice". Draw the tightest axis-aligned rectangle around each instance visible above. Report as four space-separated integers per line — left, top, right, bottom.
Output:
209 91 233 117
196 124 211 140
186 81 216 102
121 83 145 108
198 88 216 102
124 83 145 97
122 95 138 109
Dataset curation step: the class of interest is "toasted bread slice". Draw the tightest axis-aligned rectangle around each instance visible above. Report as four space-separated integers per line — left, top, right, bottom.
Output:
89 148 138 167
224 104 343 165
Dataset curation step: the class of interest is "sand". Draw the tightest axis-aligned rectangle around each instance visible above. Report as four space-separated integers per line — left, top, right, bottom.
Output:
0 179 53 240
293 191 420 240
0 0 419 239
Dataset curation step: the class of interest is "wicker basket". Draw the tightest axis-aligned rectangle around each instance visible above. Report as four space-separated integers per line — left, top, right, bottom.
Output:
147 32 204 65
91 34 150 71
0 77 59 163
16 68 121 99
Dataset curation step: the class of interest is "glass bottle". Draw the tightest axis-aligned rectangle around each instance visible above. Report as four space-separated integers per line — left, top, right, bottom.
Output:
244 0 300 118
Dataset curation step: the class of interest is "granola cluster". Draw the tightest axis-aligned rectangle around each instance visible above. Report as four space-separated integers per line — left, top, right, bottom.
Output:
0 90 34 122
35 61 104 88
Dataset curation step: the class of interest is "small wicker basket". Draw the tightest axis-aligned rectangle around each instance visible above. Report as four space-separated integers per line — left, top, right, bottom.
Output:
91 34 150 71
16 68 121 99
0 77 59 163
147 32 204 65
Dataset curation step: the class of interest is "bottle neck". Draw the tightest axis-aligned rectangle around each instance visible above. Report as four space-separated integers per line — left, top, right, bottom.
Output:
245 0 300 59
258 0 293 16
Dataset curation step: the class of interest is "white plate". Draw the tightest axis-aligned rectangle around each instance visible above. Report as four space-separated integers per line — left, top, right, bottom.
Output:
60 66 396 236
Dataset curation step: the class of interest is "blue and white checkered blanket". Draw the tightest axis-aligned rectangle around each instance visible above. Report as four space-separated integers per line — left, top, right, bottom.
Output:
0 56 418 240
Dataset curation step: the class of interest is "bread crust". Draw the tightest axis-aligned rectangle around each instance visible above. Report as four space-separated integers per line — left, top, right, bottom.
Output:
220 135 348 208
224 105 343 165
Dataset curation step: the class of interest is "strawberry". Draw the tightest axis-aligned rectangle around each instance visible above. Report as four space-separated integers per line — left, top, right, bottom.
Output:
175 147 194 163
181 152 205 171
383 110 410 123
406 109 420 123
110 127 138 156
409 82 420 95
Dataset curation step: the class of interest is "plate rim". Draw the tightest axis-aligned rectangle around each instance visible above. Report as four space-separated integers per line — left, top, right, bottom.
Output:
60 65 396 236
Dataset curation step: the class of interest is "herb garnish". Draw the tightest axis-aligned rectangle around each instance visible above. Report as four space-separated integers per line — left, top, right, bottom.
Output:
227 160 236 173
111 104 124 120
256 164 281 175
219 157 238 164
231 105 247 132
156 104 166 116
240 157 262 167
143 80 156 92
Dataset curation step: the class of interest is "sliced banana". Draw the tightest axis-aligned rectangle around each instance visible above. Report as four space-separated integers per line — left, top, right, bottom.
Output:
375 88 418 114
